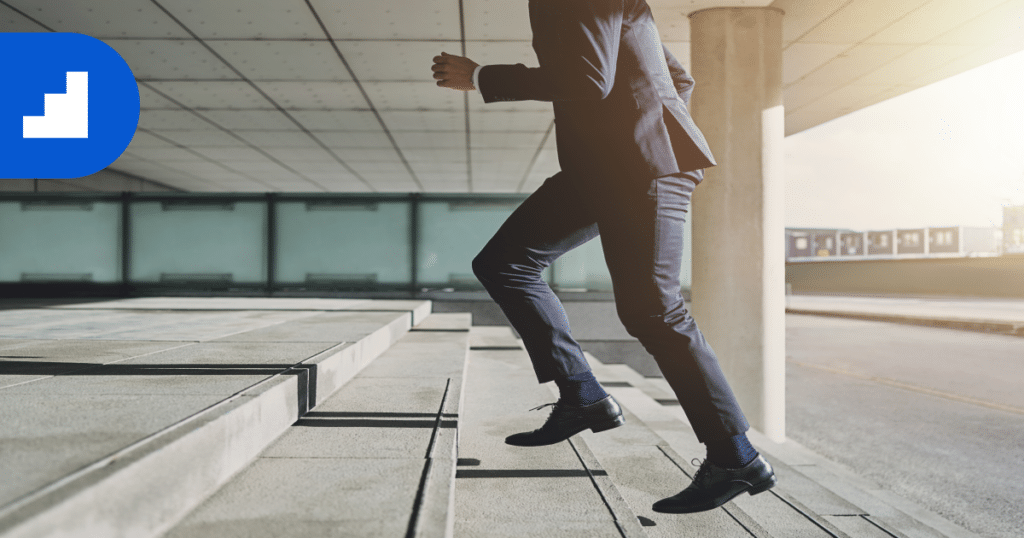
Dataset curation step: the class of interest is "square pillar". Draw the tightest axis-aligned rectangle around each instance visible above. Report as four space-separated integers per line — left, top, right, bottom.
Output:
689 7 786 442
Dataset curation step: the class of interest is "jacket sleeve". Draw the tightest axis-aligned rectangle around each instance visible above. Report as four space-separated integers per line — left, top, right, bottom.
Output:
662 45 694 107
479 0 623 103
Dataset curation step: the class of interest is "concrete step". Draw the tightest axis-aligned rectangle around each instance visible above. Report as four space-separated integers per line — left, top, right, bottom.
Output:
161 312 472 538
581 352 982 538
454 326 646 538
0 298 430 538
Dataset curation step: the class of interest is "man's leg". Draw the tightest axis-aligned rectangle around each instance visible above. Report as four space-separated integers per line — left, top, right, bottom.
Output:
591 170 749 443
472 171 598 384
473 171 627 447
589 169 776 512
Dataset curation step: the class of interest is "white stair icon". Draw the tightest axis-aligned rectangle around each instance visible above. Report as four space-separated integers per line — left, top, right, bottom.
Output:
23 72 89 139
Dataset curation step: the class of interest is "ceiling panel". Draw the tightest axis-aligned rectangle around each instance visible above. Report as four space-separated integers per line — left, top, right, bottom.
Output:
282 162 349 174
311 131 394 148
8 0 1020 193
788 44 915 94
332 148 403 162
200 110 300 130
782 43 849 85
472 131 547 149
392 131 467 149
252 171 317 185
103 39 239 80
139 85 184 109
304 172 362 184
159 162 246 179
464 0 533 40
932 0 1024 46
379 110 466 132
204 40 353 81
363 81 464 112
347 162 410 175
308 0 459 40
340 40 461 80
855 44 977 86
144 81 275 109
125 131 180 148
158 0 326 39
471 149 535 165
866 0 1007 45
403 149 467 164
236 130 325 148
769 0 849 44
4 0 188 37
911 34 1024 88
156 130 249 147
190 147 269 162
138 108 216 130
0 3 46 32
253 81 365 110
127 146 206 162
799 0 929 44
262 147 338 163
289 110 381 131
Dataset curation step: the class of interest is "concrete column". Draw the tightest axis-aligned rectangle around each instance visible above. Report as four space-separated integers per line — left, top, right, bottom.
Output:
688 8 786 442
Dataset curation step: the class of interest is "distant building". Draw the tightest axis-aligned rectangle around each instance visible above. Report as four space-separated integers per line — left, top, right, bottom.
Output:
1004 205 1024 254
786 225 1001 262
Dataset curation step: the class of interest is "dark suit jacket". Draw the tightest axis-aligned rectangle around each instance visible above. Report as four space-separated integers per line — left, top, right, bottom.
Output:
477 0 716 182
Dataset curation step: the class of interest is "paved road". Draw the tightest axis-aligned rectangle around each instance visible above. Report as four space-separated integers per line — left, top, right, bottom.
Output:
785 314 1024 538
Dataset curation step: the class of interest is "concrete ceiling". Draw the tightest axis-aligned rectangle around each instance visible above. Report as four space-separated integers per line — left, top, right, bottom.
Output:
1 0 1022 193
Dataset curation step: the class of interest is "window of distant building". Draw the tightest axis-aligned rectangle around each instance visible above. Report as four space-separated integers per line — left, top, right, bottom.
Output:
795 237 807 250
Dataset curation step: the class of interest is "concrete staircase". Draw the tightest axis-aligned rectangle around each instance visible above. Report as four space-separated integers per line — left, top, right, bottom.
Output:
0 298 448 538
0 298 981 538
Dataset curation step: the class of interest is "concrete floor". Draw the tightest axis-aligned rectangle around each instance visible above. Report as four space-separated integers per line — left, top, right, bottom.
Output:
785 314 1024 538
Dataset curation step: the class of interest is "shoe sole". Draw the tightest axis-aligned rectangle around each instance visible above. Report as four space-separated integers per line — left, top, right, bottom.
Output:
589 415 626 433
505 415 626 447
651 475 778 514
748 475 777 496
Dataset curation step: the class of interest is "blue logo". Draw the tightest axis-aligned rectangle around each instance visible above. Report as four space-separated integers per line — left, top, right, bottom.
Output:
0 33 140 179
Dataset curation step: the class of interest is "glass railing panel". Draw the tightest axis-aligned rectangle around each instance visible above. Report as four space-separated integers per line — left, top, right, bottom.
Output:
0 199 121 283
129 198 267 284
275 199 411 287
417 198 552 289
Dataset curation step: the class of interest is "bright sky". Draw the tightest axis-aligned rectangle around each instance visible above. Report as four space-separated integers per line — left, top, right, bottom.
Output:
784 49 1024 230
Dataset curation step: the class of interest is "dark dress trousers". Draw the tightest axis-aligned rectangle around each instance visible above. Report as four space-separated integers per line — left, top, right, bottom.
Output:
471 0 749 443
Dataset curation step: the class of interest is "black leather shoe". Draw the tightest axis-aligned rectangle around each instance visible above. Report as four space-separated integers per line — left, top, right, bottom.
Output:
505 395 625 447
652 454 776 514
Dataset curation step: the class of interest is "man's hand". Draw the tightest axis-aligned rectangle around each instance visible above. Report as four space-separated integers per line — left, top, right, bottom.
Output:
432 52 479 92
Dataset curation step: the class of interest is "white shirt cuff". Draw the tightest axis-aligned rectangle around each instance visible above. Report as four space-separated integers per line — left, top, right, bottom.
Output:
473 65 483 95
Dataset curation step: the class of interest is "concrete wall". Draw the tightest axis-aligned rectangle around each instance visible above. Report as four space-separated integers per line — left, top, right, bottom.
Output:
0 168 180 192
786 255 1024 298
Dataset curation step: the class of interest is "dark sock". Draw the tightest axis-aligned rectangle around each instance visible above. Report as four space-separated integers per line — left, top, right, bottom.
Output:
705 433 759 469
554 371 608 406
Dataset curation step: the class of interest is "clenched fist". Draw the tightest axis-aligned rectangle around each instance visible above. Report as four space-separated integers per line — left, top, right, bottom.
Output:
432 52 479 92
